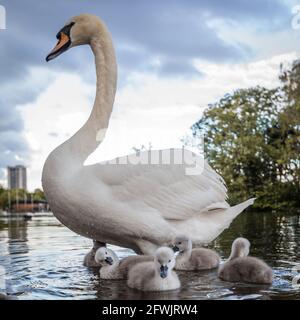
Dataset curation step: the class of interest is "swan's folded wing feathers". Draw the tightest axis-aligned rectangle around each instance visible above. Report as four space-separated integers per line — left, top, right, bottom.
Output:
88 149 228 220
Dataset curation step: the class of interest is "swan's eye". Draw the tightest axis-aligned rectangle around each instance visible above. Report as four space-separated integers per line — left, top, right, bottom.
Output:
168 259 171 263
178 242 182 245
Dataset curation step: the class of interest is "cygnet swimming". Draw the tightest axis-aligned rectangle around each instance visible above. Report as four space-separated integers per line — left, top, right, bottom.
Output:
127 247 180 291
218 237 273 284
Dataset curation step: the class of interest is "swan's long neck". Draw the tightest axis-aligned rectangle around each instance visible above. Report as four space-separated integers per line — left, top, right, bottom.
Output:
57 29 117 166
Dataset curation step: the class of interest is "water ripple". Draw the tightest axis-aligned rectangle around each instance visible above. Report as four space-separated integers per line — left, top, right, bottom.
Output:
1 212 300 300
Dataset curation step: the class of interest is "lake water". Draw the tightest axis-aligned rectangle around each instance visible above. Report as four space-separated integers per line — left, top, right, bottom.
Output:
0 211 300 300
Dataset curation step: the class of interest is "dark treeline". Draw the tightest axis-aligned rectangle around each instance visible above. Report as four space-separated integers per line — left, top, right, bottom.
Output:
0 187 46 210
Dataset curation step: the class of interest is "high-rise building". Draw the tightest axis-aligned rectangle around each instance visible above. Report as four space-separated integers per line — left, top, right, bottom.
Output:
7 165 27 190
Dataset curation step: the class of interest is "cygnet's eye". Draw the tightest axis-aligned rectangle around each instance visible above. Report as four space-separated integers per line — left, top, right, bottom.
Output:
168 259 171 263
178 242 182 245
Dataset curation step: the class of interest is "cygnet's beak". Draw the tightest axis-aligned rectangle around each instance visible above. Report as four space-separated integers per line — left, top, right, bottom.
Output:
172 245 179 253
160 265 168 278
105 257 113 265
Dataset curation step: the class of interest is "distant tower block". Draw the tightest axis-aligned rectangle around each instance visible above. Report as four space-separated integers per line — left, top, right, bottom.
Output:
7 165 27 190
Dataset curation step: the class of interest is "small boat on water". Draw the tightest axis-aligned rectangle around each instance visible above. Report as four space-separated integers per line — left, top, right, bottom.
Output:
23 214 32 221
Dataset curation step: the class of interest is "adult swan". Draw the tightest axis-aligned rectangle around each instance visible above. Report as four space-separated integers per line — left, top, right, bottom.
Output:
42 14 254 255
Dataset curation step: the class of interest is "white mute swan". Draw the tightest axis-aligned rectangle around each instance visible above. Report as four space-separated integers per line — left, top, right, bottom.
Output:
218 237 273 284
42 14 255 255
127 247 180 291
94 247 153 279
173 235 220 270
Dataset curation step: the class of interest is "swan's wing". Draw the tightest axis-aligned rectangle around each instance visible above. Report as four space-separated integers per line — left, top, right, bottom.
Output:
86 149 228 221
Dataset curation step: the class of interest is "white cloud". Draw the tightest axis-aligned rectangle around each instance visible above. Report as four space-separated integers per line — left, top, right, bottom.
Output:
207 11 300 60
20 72 94 191
19 52 297 191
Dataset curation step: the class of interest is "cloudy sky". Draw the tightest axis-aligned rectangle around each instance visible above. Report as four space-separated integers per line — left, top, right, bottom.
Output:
1 0 300 191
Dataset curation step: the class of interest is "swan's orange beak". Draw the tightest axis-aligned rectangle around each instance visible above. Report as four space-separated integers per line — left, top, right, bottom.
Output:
46 32 71 62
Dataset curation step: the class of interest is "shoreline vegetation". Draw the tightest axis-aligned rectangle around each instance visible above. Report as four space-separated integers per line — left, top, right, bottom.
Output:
0 187 47 212
186 59 300 212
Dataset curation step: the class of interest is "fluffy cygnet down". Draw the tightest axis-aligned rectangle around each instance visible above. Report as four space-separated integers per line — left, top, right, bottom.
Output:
83 240 105 267
218 237 273 284
95 247 153 279
127 247 180 292
173 235 220 270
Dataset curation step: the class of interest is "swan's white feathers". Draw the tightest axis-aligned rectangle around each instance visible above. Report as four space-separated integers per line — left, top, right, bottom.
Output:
87 149 228 221
80 149 254 247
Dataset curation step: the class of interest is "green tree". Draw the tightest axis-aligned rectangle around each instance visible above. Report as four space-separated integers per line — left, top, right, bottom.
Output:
189 61 300 211
33 188 46 201
278 61 300 192
0 188 46 211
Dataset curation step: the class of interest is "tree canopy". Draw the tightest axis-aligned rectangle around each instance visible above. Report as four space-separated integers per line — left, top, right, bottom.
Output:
0 186 46 211
190 60 300 211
